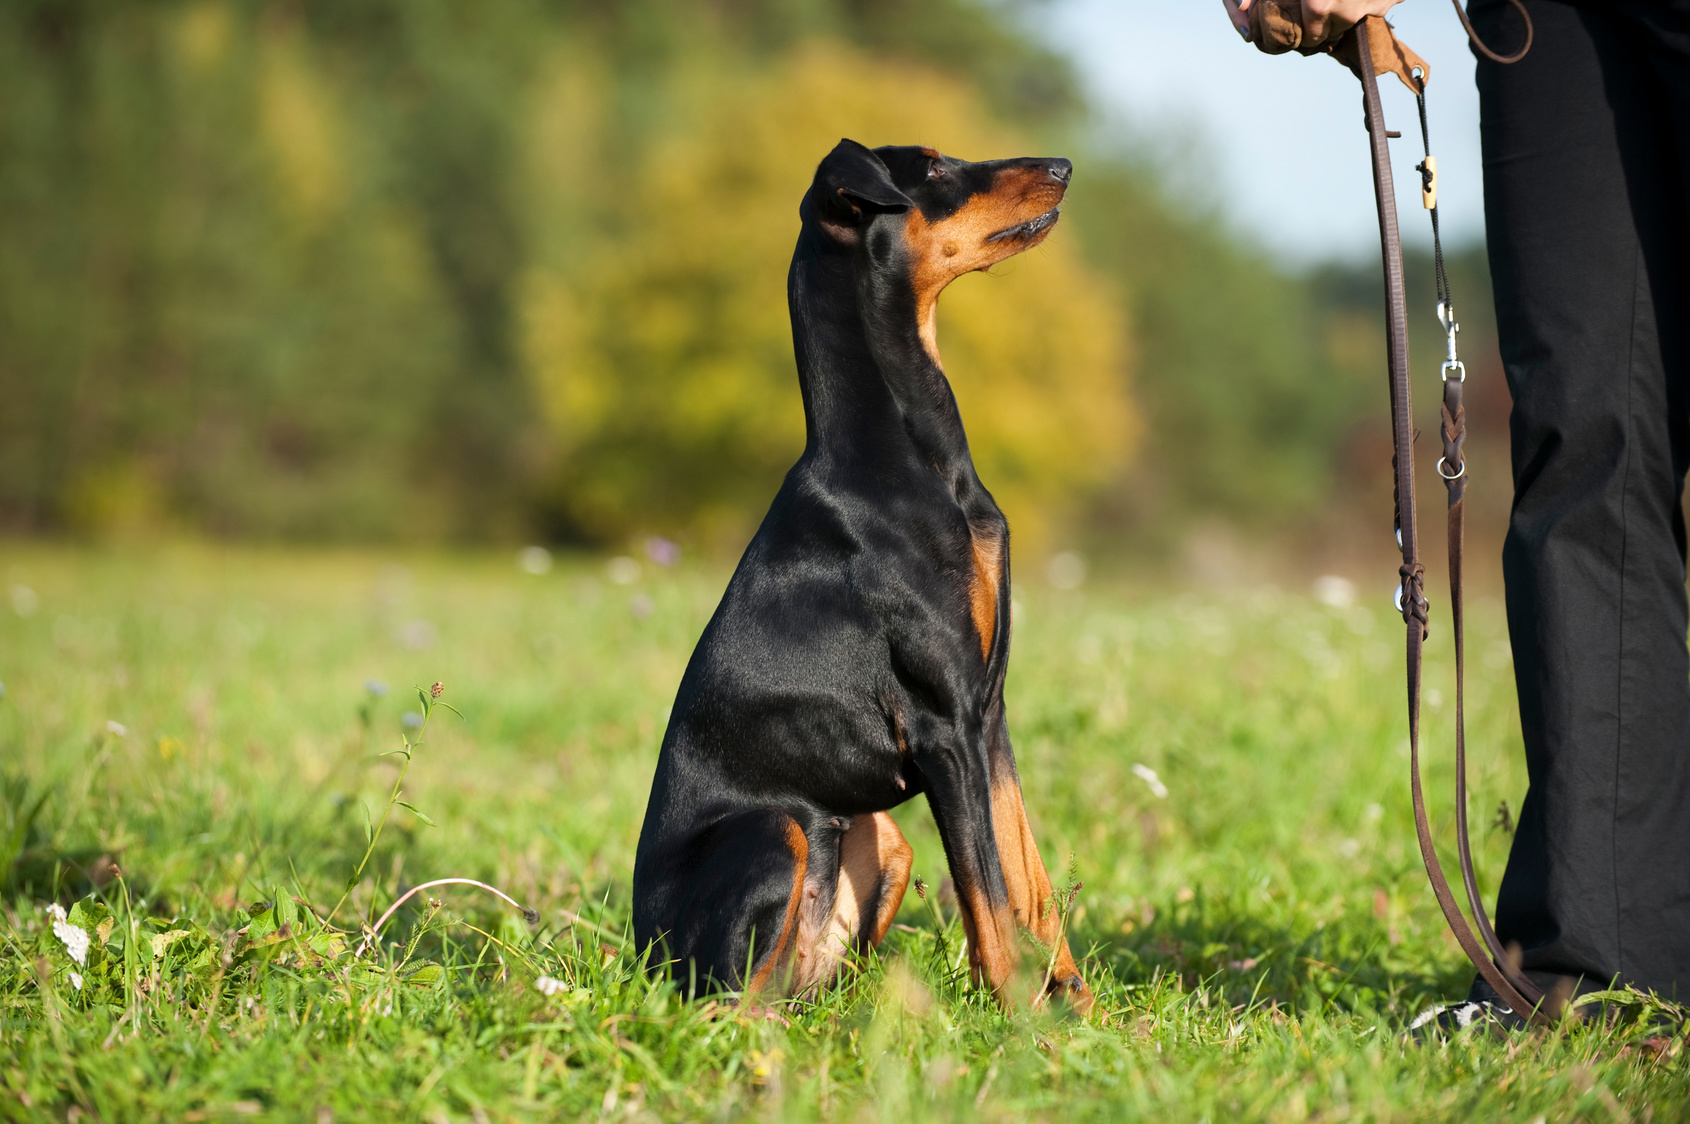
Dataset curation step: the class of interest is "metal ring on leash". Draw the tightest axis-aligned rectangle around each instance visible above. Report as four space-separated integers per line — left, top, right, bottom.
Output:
1437 456 1466 481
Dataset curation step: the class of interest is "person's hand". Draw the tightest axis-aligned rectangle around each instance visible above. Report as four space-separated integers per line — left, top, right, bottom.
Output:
1237 0 1405 47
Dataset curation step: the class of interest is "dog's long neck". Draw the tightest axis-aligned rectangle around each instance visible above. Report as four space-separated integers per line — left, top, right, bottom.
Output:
788 228 974 481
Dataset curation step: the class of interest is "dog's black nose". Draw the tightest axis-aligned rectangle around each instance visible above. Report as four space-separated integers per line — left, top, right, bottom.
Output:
1048 159 1072 184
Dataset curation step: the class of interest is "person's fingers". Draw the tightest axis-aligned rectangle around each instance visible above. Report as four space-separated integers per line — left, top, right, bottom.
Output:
1303 0 1405 45
1227 0 1253 35
1300 0 1325 41
1302 0 1339 43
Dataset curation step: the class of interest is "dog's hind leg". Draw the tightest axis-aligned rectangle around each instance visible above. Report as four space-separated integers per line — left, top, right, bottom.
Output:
642 809 809 997
849 811 914 950
789 811 914 994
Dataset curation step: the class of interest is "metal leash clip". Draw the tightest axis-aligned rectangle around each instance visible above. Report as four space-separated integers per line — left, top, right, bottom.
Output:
1437 300 1464 382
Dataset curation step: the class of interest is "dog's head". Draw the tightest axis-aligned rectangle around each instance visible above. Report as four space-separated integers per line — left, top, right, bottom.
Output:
801 139 1071 362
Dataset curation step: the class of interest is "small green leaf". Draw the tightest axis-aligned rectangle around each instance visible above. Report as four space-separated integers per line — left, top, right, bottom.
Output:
362 801 374 845
150 929 191 959
243 902 279 944
403 963 444 986
306 929 350 961
394 800 436 827
66 899 112 933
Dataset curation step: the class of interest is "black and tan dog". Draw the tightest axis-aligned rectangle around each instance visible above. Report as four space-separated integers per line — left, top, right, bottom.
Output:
633 138 1090 1010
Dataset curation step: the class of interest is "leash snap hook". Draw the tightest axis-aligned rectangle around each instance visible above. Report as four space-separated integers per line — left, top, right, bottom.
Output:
1437 300 1462 378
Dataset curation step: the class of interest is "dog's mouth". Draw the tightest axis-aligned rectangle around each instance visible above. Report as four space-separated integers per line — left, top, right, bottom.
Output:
986 207 1060 244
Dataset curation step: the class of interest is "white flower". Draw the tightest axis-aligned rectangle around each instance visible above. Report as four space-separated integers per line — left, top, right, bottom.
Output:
1313 575 1356 608
11 584 38 617
68 970 83 991
54 918 90 966
534 975 567 996
518 546 554 575
45 903 66 922
1047 551 1088 591
105 720 128 737
1133 763 1169 800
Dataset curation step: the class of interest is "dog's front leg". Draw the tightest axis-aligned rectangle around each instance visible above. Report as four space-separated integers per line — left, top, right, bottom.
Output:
916 737 1022 1001
985 719 1093 1010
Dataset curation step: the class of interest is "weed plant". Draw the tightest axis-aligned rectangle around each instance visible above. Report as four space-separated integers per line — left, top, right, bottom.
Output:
0 546 1684 1121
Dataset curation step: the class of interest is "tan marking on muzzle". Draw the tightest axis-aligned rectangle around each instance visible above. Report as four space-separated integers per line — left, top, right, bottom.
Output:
902 166 1065 366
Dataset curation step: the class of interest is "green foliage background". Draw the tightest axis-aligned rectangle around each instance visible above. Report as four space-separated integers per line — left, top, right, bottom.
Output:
0 0 1495 551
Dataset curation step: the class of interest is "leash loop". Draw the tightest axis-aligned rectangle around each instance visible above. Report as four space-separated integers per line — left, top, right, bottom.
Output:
1450 0 1533 66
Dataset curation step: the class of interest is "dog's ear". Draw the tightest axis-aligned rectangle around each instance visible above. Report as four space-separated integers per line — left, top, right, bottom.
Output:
809 139 911 242
817 139 912 210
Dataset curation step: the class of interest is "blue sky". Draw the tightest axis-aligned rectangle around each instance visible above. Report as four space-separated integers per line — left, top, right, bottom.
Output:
1044 0 1488 263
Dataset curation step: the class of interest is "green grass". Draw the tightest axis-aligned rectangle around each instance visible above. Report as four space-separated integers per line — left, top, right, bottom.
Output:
0 545 1684 1122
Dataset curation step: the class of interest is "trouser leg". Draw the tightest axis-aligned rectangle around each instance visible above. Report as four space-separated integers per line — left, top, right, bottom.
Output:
1475 0 1690 999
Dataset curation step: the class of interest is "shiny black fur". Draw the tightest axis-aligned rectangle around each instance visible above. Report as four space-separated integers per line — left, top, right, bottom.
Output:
632 139 1073 992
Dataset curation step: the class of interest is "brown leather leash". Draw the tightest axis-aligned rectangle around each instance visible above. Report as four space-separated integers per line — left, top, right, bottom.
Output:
1230 1 1553 1024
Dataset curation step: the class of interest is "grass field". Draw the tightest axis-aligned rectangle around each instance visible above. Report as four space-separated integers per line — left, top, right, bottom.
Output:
1 545 1685 1122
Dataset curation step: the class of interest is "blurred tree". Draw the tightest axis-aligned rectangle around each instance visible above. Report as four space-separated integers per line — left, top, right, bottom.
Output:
0 1 465 539
1064 164 1381 541
0 0 1476 555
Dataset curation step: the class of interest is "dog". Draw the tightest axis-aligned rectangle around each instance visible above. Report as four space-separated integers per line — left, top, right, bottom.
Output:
632 138 1091 1011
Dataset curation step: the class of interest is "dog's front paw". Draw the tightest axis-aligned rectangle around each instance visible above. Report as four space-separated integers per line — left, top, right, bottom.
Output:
1039 970 1095 1015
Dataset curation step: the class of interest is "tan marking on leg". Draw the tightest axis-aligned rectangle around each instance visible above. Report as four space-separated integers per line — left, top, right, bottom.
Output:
989 773 1092 1011
969 530 1002 663
954 880 1019 997
788 813 914 995
745 819 808 996
858 813 913 947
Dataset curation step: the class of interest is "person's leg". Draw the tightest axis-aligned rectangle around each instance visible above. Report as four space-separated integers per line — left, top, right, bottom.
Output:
1476 0 1690 1001
1616 0 1690 996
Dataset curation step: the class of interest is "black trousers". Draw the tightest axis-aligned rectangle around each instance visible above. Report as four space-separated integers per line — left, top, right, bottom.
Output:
1475 0 1690 999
